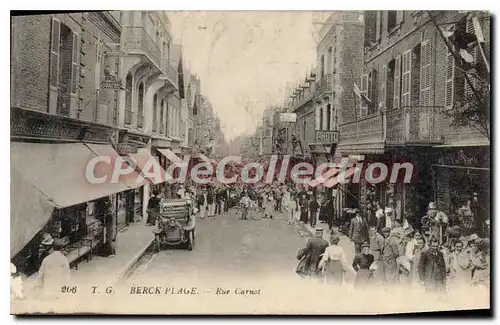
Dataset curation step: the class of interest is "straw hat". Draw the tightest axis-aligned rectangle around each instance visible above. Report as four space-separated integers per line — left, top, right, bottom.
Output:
40 233 54 246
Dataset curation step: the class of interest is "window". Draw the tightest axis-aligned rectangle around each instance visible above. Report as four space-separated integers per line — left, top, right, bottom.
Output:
320 55 325 78
50 18 61 88
327 47 333 74
386 60 395 110
71 33 79 94
445 53 455 109
303 120 306 142
160 99 165 134
316 106 322 130
125 73 133 125
359 73 369 117
380 65 387 109
420 40 432 106
387 11 397 31
368 69 378 114
326 103 331 130
376 11 382 40
153 93 158 132
138 82 144 118
364 11 377 46
165 102 170 136
465 17 479 97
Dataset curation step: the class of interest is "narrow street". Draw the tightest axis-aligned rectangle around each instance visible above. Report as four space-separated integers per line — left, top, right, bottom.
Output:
124 211 355 287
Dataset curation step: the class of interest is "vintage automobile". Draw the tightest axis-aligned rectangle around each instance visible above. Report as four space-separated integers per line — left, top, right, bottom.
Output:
153 198 196 252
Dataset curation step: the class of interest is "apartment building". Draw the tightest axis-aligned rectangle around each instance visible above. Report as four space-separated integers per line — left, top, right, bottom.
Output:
337 10 490 232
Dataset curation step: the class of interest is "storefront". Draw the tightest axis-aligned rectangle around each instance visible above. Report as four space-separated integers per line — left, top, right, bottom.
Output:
10 142 145 275
431 146 490 236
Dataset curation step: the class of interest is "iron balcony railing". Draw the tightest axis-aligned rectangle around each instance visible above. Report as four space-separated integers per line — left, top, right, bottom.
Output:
161 59 178 89
123 27 161 67
385 106 443 145
124 109 133 125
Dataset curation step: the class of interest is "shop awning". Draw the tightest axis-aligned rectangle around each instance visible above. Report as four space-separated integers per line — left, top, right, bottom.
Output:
11 168 55 258
11 142 143 209
10 142 144 257
128 151 169 185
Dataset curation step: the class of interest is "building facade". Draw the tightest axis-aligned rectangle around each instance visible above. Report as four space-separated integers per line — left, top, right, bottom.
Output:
337 10 490 233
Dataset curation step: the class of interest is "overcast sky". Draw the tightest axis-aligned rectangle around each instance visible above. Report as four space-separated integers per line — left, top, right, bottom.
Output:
168 11 318 141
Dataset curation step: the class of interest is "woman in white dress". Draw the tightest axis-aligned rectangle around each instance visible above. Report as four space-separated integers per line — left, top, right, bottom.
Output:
318 233 356 286
282 189 292 224
264 193 275 219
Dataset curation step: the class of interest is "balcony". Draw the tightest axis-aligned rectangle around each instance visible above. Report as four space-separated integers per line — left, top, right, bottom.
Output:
316 73 332 95
293 92 314 110
124 109 133 125
386 106 443 146
161 58 179 89
123 27 161 68
315 130 339 143
137 115 144 129
337 114 385 154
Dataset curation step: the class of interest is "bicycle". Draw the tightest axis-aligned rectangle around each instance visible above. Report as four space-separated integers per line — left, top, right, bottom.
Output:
229 201 264 220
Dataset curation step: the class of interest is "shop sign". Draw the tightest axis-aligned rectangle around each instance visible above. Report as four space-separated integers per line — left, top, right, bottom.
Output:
101 73 123 90
279 113 297 123
117 143 138 155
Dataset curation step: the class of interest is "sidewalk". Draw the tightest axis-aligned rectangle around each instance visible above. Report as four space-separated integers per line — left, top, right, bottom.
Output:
23 220 154 296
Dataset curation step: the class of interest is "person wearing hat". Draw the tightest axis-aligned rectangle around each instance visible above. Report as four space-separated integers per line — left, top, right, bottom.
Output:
352 242 374 288
417 236 447 293
296 227 329 280
381 227 401 285
35 234 71 298
349 211 368 254
147 190 161 225
318 232 355 286
470 238 490 288
196 186 210 219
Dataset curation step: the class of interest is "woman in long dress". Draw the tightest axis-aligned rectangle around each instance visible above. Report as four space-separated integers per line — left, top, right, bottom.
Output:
318 233 356 286
264 193 275 219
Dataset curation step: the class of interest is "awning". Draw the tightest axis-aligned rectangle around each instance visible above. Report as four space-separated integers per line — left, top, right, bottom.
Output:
127 151 168 185
10 142 144 257
11 168 55 258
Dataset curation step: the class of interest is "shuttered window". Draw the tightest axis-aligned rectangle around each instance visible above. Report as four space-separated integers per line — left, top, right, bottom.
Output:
393 55 401 109
50 18 61 88
71 32 79 94
401 50 412 107
368 69 378 114
419 40 432 106
380 65 387 109
464 17 479 97
445 53 455 109
396 11 404 25
360 73 368 117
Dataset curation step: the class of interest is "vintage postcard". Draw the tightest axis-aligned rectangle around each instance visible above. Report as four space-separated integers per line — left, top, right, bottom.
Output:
10 10 490 315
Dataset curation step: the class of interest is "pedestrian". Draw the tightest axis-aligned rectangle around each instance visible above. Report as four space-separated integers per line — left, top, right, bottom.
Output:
290 194 299 224
299 193 309 223
35 234 71 299
308 195 320 228
207 186 216 218
147 190 161 226
197 187 209 219
275 187 283 212
352 242 374 288
239 192 251 220
448 239 472 289
318 232 355 286
282 189 292 224
264 192 275 219
349 211 368 254
409 236 426 287
368 225 385 285
296 227 329 281
418 237 447 293
321 195 335 231
381 227 401 285
470 238 490 289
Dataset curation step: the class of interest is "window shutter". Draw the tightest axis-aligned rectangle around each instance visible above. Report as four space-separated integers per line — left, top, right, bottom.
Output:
71 32 79 94
445 53 455 109
396 11 404 25
393 55 401 109
401 50 412 107
380 65 387 109
419 40 432 106
371 69 378 112
375 11 382 40
360 73 368 117
315 106 321 130
464 17 479 97
50 18 61 88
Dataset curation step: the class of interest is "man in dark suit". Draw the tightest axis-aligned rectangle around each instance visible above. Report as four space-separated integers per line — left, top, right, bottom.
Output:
349 211 368 254
297 228 329 280
418 237 447 292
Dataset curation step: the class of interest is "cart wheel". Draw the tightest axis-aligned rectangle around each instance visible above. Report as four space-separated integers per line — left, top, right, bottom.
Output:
187 231 193 251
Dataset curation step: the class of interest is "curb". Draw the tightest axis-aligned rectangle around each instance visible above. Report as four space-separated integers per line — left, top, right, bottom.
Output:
111 238 156 285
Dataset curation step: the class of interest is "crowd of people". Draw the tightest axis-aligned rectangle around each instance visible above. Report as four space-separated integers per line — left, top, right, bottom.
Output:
296 203 491 295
